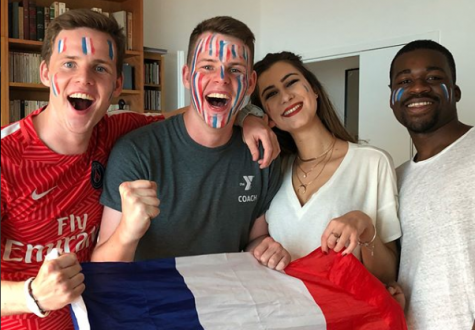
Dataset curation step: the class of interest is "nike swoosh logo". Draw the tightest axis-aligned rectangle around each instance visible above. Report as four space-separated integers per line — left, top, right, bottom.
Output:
31 186 57 201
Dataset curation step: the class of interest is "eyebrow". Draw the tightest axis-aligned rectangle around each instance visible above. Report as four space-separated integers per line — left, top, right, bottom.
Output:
61 55 112 65
261 72 299 97
197 58 246 66
394 66 446 79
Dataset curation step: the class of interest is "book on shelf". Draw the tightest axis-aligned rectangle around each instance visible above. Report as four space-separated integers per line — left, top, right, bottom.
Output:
23 0 29 39
36 5 44 41
122 63 135 90
29 0 37 41
9 2 20 39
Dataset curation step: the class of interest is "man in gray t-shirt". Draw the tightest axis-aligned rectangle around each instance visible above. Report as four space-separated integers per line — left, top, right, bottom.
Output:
92 16 290 271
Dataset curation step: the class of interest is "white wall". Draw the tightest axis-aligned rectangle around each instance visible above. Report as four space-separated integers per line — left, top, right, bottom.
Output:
143 0 261 110
144 0 474 123
258 0 475 125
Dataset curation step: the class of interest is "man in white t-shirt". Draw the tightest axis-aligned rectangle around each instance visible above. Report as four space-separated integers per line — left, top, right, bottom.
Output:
389 40 474 330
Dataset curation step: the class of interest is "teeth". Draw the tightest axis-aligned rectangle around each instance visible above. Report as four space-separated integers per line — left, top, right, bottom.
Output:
283 104 301 116
69 93 94 101
207 93 229 99
408 101 432 108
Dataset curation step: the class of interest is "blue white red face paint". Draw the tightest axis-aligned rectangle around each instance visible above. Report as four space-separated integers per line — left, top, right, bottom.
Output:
391 87 405 106
189 33 251 128
82 37 95 55
440 83 451 101
107 40 114 60
58 38 67 53
51 73 60 97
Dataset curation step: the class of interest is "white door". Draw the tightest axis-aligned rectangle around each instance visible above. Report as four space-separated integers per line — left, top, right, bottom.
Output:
359 46 412 167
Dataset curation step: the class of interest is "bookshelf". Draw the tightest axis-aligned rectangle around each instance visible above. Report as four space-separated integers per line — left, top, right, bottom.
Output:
143 51 165 113
0 0 154 126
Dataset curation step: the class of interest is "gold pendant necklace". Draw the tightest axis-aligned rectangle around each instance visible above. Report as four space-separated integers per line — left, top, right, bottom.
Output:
295 139 335 194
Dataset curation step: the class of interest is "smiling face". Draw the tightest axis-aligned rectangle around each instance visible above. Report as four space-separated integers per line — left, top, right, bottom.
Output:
183 32 256 129
257 61 318 133
40 27 122 136
390 49 461 134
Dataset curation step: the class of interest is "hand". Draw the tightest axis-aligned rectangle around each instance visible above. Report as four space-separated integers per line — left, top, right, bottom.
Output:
321 210 374 255
252 236 290 271
386 282 406 311
242 115 280 169
31 253 85 311
118 180 160 243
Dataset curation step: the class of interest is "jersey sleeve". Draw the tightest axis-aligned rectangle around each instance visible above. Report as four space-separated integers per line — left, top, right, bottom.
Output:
256 155 283 218
1 169 6 222
375 152 402 243
105 111 164 145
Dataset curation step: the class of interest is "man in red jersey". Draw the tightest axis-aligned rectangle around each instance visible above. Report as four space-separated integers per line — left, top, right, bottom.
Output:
1 9 278 330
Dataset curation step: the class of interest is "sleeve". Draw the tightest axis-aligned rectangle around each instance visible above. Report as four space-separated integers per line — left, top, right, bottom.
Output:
106 111 165 143
1 169 7 222
100 135 148 212
375 152 402 243
257 155 283 217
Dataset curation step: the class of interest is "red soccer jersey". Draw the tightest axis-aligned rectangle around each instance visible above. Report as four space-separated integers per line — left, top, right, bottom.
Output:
1 108 163 329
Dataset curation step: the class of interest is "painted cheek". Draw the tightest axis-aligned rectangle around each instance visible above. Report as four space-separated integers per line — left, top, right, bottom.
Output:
440 83 450 101
191 71 205 117
81 37 96 55
51 73 60 97
391 87 405 105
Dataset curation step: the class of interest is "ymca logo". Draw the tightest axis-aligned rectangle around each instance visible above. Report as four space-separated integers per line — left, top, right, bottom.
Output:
241 176 254 191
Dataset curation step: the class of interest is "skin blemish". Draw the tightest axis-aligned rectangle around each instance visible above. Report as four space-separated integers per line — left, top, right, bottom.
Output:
107 40 114 60
82 37 96 55
57 38 67 53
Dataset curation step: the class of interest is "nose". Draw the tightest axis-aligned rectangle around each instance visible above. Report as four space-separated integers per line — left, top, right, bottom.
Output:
214 65 231 84
280 89 294 103
74 66 94 86
408 77 430 94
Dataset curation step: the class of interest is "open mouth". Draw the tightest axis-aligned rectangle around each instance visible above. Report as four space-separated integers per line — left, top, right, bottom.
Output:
68 93 95 111
407 101 433 108
283 103 302 117
205 93 230 108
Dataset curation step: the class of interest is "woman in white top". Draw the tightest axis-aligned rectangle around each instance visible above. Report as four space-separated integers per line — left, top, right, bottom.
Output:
251 51 402 283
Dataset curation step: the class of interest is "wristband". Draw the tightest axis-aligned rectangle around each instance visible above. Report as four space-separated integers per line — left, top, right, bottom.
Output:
235 103 265 127
358 224 377 257
24 277 50 318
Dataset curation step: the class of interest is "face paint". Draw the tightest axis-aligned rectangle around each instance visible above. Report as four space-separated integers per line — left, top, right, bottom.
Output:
440 83 450 101
107 40 114 60
51 73 60 97
57 38 67 53
189 33 251 129
82 37 95 55
391 87 405 106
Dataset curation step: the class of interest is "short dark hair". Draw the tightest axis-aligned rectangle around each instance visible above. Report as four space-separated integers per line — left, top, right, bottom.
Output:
42 8 126 76
186 16 255 66
389 40 456 85
251 51 356 155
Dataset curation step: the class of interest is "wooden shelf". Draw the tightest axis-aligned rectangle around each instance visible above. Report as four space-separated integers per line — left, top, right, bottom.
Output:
121 89 141 95
144 83 161 88
10 82 48 90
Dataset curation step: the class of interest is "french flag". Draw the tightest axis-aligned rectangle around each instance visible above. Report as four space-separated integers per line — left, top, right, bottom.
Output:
71 249 406 329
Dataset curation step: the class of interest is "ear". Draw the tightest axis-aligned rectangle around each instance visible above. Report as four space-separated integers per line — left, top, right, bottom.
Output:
182 64 191 90
112 72 123 98
39 60 51 87
454 85 461 102
246 70 257 95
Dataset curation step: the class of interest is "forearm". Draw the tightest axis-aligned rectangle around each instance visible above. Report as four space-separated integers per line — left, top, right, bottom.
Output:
92 223 139 262
361 239 399 284
1 280 29 316
245 234 269 252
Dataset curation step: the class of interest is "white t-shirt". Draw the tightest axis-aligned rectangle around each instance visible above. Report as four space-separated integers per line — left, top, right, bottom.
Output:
267 142 401 261
397 127 475 330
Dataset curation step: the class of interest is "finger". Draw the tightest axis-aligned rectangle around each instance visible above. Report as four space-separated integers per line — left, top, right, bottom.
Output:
127 180 157 190
60 263 83 279
53 253 79 269
252 241 269 260
321 228 333 253
342 235 358 256
247 139 260 162
130 188 158 198
334 231 350 253
275 253 291 271
259 134 273 169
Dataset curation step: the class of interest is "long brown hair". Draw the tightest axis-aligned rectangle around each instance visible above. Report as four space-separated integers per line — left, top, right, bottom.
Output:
251 51 356 155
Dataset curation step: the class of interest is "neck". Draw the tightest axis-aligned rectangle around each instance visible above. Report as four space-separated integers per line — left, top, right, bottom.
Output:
410 119 471 162
183 106 234 147
291 117 335 159
33 107 92 155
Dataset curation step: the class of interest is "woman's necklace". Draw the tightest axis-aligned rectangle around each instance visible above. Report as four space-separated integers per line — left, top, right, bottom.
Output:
295 138 336 195
295 136 336 178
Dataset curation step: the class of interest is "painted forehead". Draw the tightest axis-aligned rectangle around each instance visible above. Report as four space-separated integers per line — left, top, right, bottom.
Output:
55 30 115 60
193 33 250 64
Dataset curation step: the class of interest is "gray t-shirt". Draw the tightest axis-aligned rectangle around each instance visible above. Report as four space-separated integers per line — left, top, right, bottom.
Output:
101 114 281 261
397 127 475 330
